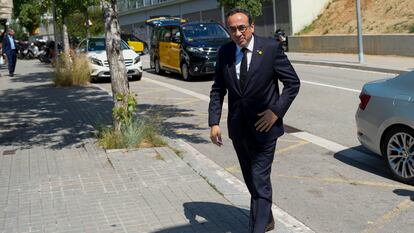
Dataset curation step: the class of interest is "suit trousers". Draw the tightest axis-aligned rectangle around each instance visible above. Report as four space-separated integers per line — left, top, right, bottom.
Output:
6 50 17 75
232 135 277 233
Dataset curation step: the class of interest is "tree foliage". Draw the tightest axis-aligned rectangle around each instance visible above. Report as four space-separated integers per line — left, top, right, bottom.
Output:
13 0 42 36
217 0 269 19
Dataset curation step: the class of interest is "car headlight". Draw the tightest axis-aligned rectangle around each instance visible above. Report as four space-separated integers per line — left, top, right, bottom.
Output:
134 56 140 64
90 57 103 66
187 46 204 54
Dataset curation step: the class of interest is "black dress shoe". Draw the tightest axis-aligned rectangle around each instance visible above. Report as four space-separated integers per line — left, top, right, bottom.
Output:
9 73 13 77
265 219 275 232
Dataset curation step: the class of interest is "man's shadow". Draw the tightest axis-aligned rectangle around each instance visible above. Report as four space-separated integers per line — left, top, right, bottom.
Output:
152 202 250 233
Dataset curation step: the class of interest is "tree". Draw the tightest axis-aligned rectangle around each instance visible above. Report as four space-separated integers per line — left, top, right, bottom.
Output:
217 0 269 19
13 0 42 36
101 0 131 132
67 7 104 39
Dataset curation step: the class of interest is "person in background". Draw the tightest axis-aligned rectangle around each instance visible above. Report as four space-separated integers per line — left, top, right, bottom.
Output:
2 28 17 77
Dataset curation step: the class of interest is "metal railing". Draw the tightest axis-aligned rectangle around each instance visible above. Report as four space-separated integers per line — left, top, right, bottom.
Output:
118 0 175 12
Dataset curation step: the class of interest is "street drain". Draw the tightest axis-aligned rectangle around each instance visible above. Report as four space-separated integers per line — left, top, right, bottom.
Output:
3 150 16 155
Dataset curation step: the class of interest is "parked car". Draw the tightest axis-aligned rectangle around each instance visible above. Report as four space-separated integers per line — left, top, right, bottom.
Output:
356 70 414 183
121 33 148 55
76 37 142 81
148 19 231 81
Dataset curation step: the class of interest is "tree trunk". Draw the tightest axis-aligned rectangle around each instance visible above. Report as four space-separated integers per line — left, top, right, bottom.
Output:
62 16 70 55
101 0 130 132
85 7 91 38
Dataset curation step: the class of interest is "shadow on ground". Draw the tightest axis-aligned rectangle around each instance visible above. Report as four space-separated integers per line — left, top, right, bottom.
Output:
137 104 210 144
145 69 214 82
152 202 249 233
334 145 395 181
0 71 113 149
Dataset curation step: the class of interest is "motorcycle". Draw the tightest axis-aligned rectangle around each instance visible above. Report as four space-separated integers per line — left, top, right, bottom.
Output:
275 29 288 52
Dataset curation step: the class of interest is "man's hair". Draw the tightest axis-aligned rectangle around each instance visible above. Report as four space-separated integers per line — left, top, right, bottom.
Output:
225 8 253 25
7 28 14 34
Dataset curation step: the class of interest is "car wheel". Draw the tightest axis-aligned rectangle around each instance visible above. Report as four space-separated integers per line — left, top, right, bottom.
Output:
155 58 163 74
181 62 192 81
382 126 414 183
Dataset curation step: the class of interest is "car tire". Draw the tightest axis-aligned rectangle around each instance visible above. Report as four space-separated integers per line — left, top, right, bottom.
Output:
154 58 163 74
382 126 414 183
181 62 192 81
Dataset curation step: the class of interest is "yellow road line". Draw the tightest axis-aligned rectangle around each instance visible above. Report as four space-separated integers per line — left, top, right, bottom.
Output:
225 165 241 173
276 174 414 190
276 140 310 154
361 199 413 233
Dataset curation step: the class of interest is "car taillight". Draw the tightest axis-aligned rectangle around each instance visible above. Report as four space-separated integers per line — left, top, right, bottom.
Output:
359 92 371 110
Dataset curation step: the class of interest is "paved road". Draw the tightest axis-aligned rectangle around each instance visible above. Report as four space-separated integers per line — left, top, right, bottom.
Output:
95 55 414 233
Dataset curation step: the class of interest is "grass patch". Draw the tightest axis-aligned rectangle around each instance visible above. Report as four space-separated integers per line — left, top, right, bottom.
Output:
409 24 414 33
97 117 166 150
53 53 90 87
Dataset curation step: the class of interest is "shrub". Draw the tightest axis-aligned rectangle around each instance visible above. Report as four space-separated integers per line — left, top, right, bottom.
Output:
98 117 166 149
53 53 90 87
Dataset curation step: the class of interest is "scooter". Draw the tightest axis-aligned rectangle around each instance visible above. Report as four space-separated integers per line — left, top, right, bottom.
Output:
275 29 288 52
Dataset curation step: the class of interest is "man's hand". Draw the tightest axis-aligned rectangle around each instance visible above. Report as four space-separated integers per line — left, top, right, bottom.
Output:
210 125 223 146
255 109 278 132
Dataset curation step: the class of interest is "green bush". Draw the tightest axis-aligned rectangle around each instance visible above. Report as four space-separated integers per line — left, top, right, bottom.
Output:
53 53 90 87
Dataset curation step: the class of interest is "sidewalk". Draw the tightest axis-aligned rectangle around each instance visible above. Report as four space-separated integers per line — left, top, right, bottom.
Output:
0 61 252 233
287 52 414 74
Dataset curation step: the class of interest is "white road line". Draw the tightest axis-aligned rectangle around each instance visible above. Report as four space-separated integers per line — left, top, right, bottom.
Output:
293 63 399 75
301 80 361 93
143 77 229 109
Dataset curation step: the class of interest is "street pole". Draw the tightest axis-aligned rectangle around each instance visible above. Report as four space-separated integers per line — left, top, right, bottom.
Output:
356 0 364 63
52 0 59 57
272 0 277 33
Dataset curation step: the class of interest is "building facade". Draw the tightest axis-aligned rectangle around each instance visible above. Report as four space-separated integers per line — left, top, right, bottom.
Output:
0 0 13 28
117 0 329 43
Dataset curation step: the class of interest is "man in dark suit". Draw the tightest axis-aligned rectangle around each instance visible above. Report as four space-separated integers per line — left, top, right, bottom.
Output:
2 29 17 77
208 8 300 233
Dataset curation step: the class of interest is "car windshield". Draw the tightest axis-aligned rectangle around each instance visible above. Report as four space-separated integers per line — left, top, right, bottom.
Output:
182 23 229 41
88 38 129 51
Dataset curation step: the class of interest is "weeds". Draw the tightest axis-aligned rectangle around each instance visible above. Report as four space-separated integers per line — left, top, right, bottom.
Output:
53 53 90 87
97 116 166 149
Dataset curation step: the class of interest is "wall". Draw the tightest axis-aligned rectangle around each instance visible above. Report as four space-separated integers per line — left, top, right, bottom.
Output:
288 35 414 57
290 0 330 35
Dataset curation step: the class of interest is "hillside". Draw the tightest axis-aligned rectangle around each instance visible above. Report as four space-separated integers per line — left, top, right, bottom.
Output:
299 0 414 35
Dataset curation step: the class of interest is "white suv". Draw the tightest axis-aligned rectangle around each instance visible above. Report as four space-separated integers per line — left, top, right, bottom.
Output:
77 37 143 81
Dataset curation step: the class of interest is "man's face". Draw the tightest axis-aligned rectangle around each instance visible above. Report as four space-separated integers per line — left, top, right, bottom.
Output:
226 13 254 47
9 30 14 36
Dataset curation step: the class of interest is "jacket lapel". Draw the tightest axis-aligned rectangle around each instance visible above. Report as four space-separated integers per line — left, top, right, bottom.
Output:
243 36 264 92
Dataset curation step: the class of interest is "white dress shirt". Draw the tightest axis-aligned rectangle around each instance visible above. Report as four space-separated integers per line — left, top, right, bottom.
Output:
235 35 254 80
8 35 15 50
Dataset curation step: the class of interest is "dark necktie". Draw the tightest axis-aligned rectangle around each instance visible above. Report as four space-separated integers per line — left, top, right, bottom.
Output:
240 47 248 89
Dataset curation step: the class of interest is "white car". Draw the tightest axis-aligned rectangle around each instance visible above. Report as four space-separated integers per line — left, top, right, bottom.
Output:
77 37 143 81
356 70 414 183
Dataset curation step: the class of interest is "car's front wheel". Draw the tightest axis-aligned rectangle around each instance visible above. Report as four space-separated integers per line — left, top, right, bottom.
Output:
382 126 414 183
181 62 192 81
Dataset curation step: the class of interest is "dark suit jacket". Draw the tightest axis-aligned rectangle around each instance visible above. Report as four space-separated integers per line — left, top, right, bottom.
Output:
2 34 15 54
208 35 300 143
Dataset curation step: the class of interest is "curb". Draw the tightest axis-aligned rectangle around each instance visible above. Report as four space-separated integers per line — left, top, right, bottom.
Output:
291 60 408 75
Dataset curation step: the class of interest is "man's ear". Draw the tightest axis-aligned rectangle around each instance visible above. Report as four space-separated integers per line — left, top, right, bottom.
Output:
251 23 255 33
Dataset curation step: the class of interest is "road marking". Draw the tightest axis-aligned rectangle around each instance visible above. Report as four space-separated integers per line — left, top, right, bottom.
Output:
174 139 315 233
361 199 413 233
301 80 361 93
142 77 229 110
293 63 400 75
276 174 414 190
276 140 310 154
290 132 348 152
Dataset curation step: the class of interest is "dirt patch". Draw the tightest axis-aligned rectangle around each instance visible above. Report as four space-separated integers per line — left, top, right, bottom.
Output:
299 0 414 35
